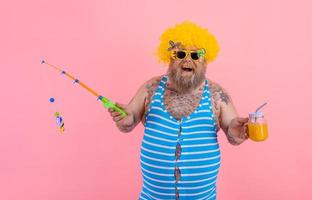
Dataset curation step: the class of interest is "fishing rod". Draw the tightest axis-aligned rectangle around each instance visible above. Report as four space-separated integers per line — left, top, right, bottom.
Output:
41 60 127 117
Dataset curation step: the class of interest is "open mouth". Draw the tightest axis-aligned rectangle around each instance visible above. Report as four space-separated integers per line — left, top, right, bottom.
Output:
181 66 194 72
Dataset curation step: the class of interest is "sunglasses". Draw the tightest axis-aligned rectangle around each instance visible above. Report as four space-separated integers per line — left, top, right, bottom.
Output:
174 126 182 200
172 49 206 61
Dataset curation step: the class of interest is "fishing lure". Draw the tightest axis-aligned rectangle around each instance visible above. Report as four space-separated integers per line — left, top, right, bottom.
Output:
49 97 65 133
54 111 65 133
42 60 127 117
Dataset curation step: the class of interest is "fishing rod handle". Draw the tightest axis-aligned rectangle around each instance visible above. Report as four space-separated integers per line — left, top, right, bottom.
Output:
102 101 127 117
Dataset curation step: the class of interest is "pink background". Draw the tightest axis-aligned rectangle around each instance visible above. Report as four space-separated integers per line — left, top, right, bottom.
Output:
1 0 311 199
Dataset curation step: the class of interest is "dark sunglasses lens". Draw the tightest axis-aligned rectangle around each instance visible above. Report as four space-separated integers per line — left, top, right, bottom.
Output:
176 51 186 59
191 52 199 60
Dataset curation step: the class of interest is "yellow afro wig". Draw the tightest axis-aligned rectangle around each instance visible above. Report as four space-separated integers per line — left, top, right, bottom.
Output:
156 21 220 64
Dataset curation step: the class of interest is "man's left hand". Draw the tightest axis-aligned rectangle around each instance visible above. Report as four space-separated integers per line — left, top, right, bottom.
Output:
228 117 249 141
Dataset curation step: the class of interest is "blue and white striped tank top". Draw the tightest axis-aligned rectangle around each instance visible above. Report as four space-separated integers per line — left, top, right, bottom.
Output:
139 75 221 200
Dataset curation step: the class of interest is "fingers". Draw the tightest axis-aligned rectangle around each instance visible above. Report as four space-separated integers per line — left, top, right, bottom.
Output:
231 117 249 140
108 102 126 111
113 115 125 122
108 109 122 118
243 122 249 136
237 117 249 124
239 133 249 140
238 130 248 140
108 102 125 115
109 111 125 122
107 102 134 132
108 103 127 122
242 117 249 138
242 125 249 139
111 111 121 117
231 117 248 125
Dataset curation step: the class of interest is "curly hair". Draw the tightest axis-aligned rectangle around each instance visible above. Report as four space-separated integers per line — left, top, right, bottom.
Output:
156 21 220 64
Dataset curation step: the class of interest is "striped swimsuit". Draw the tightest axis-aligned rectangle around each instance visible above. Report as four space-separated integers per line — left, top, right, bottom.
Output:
139 75 221 200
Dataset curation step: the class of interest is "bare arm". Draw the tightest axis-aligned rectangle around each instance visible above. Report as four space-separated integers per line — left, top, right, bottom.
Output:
209 81 248 145
108 76 161 133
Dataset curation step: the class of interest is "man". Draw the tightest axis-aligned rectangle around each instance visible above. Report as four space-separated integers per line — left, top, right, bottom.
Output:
108 21 249 200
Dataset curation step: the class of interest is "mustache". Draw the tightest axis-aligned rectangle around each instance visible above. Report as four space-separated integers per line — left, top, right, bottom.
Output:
167 65 206 93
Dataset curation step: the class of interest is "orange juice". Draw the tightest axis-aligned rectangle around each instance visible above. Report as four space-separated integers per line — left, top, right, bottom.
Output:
248 122 268 141
248 111 268 142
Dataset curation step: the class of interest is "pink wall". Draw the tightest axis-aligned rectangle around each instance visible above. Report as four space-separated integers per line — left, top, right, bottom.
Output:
1 0 311 199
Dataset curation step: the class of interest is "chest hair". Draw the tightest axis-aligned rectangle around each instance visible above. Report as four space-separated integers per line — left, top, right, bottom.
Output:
143 78 220 131
163 86 203 121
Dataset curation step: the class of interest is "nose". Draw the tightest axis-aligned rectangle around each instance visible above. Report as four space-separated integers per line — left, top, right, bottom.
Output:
185 56 192 63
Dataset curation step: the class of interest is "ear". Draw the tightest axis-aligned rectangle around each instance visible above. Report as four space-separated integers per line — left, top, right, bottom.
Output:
168 58 175 67
203 58 208 65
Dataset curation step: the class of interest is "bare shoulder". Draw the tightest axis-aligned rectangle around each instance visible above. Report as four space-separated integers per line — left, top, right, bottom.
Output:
144 75 162 106
141 75 163 123
126 76 163 126
131 76 162 101
145 76 162 92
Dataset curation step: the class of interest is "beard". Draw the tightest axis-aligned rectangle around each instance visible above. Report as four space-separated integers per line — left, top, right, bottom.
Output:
167 65 206 93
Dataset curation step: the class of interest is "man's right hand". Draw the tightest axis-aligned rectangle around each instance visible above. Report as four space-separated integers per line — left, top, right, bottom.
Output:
108 103 135 133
